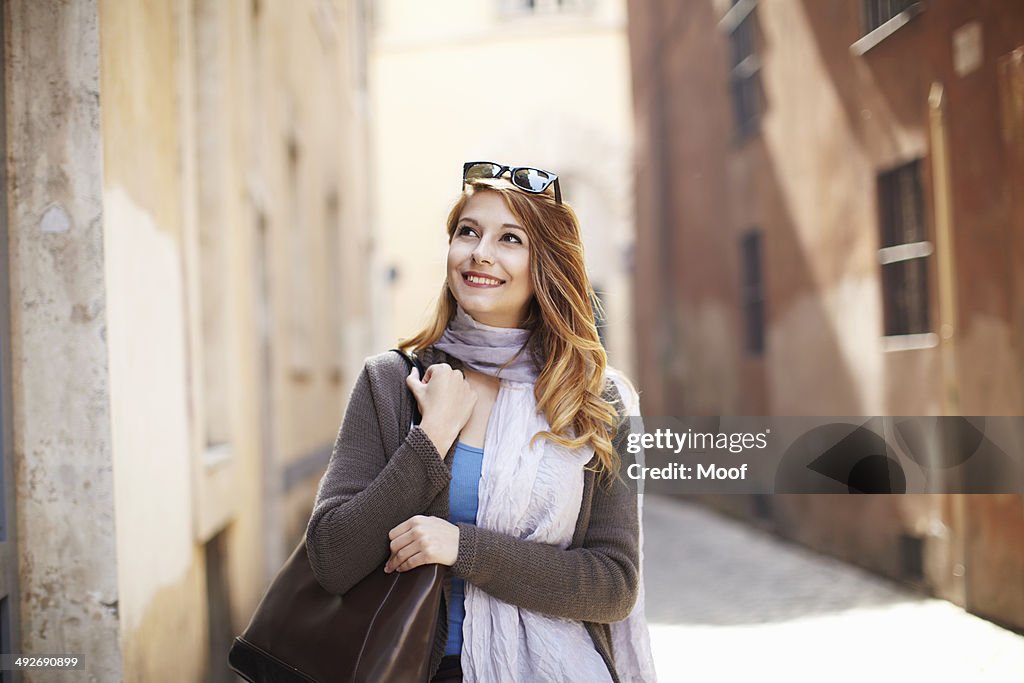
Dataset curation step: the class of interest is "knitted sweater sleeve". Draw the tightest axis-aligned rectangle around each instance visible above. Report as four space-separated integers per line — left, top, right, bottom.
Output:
304 358 453 595
450 409 640 624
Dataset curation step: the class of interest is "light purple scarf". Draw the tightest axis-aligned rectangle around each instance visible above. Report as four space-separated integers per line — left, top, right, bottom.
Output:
433 304 540 383
433 303 657 682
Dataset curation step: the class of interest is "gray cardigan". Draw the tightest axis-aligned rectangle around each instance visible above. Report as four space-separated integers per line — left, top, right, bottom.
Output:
304 346 640 681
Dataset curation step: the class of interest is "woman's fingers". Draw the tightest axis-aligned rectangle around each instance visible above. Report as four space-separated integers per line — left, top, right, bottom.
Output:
388 527 415 555
385 516 459 572
405 369 426 405
385 539 420 573
409 364 475 451
422 362 450 384
391 550 427 573
385 517 421 572
405 367 419 389
389 515 422 540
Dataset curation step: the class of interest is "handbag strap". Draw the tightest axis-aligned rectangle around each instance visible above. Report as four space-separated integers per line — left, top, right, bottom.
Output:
389 348 424 427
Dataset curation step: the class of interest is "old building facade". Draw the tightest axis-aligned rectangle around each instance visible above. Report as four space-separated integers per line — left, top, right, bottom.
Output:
2 0 374 680
627 0 1024 630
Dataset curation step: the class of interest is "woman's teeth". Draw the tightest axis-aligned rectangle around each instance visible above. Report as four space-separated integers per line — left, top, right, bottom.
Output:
466 275 502 285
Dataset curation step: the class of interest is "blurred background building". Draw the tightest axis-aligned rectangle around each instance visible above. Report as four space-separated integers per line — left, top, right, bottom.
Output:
370 0 637 377
3 0 372 680
627 0 1024 631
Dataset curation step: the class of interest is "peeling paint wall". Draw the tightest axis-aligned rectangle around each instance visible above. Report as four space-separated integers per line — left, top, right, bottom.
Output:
97 0 372 679
5 0 371 680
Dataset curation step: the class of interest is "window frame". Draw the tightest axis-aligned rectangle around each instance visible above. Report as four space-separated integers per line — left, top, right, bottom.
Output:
876 159 934 340
739 229 766 356
851 0 925 56
721 0 764 142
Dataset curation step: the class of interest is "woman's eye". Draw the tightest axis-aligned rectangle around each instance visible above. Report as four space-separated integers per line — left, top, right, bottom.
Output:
456 225 477 237
501 233 523 244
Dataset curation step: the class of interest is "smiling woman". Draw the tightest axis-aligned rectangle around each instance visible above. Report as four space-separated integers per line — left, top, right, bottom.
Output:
305 167 656 683
447 192 533 328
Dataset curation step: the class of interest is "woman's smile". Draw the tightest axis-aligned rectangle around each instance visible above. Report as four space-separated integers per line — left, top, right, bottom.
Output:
462 271 505 287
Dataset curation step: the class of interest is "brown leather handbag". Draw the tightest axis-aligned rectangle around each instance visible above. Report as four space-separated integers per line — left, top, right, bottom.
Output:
228 350 444 683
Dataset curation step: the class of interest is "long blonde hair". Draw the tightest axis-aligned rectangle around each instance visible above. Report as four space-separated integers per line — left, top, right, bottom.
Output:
399 178 622 482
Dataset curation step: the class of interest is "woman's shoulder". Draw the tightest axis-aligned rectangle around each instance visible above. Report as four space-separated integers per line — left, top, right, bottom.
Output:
353 350 419 423
363 349 417 386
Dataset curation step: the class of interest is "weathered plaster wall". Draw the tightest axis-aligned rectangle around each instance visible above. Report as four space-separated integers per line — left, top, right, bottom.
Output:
4 1 371 679
5 1 122 680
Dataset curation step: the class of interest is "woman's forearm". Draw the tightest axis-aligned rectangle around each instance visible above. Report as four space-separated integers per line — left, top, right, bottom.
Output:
304 366 452 595
450 475 639 623
306 428 450 594
452 524 638 623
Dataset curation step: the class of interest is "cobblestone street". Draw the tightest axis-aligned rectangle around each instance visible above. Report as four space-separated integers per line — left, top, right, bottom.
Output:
642 495 1024 682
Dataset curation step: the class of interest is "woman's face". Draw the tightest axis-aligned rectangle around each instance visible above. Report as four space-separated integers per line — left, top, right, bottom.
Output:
447 191 534 328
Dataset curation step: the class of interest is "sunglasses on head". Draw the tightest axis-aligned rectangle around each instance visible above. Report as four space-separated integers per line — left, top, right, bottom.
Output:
462 161 562 204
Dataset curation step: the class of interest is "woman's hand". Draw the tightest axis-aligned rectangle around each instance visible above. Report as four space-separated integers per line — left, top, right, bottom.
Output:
406 363 476 457
385 515 459 573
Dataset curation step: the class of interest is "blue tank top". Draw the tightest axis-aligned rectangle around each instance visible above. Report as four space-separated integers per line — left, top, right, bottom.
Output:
444 441 484 656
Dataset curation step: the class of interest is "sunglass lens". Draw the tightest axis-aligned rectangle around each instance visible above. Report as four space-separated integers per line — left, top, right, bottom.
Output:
513 168 552 192
465 163 504 181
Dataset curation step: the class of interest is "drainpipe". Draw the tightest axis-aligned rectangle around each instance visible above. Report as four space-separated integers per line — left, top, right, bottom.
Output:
928 81 966 609
929 83 960 415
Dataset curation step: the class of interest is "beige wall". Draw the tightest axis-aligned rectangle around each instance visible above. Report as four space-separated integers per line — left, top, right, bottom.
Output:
99 2 203 679
6 0 372 680
371 0 637 376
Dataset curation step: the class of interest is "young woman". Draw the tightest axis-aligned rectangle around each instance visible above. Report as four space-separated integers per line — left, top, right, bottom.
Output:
305 162 655 682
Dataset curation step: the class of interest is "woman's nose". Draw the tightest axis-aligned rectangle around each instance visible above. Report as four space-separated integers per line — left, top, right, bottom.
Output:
472 238 495 264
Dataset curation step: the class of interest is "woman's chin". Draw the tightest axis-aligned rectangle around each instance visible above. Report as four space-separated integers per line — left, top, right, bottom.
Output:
459 303 514 327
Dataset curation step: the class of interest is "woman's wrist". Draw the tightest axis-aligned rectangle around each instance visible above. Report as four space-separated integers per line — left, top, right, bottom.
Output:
418 419 457 457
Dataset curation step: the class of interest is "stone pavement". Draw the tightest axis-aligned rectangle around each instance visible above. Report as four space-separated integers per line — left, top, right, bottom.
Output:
640 495 1024 682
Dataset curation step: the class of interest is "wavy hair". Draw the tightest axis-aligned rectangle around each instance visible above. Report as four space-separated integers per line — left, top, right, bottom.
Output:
399 177 624 483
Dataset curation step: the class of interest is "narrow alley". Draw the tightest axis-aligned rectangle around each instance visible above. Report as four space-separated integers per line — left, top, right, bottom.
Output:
644 495 1024 681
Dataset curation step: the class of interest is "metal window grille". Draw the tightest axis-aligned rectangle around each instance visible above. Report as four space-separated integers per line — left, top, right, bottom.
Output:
878 160 931 336
740 230 765 354
729 10 756 67
863 0 918 34
728 7 763 139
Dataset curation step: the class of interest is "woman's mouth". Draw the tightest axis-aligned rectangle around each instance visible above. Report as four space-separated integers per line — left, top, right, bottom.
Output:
463 273 505 288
